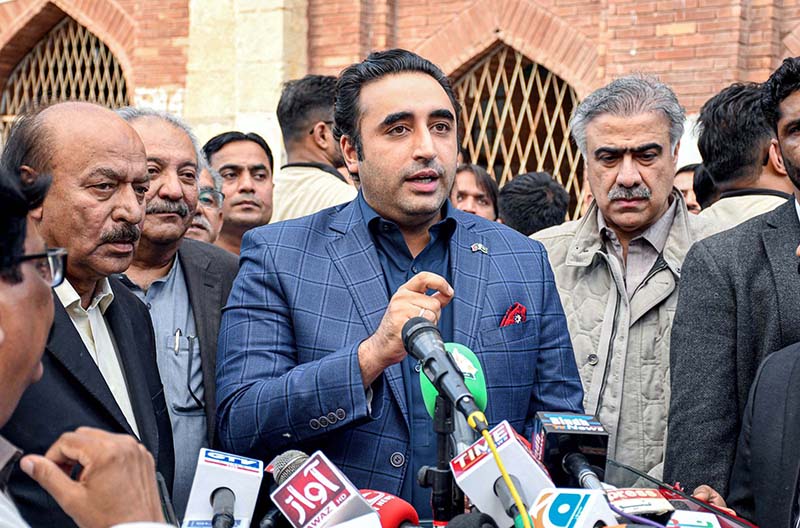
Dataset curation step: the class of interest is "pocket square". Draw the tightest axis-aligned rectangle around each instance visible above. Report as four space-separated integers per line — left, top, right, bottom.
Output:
500 302 527 327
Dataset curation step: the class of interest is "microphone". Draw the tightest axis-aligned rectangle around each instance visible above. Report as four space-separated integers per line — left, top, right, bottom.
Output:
419 342 487 453
269 450 381 528
606 488 674 521
531 412 608 489
182 448 264 528
450 420 553 527
402 318 484 425
447 512 500 528
529 489 617 528
360 490 421 528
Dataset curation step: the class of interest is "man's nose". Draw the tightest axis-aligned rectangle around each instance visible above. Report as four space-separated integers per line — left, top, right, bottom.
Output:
616 156 643 187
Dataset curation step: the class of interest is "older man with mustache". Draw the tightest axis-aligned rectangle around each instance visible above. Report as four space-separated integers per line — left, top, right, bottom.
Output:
534 75 716 484
0 102 176 527
114 109 239 520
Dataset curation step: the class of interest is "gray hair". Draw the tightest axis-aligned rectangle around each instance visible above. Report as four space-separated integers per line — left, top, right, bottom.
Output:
569 74 685 157
199 152 223 193
115 107 203 167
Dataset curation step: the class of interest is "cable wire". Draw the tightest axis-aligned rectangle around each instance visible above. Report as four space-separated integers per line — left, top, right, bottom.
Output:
466 411 532 528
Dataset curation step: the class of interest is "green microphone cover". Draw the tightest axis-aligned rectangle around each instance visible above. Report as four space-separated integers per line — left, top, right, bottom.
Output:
419 342 488 418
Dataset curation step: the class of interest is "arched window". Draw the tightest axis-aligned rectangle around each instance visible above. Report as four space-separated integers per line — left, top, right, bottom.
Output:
1 17 129 145
454 45 585 219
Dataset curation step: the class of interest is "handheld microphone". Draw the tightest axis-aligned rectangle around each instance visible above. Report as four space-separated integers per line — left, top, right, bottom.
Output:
419 343 487 453
606 488 674 520
182 448 264 528
531 412 608 489
269 450 381 528
361 490 421 528
529 489 617 528
402 318 483 424
450 421 553 527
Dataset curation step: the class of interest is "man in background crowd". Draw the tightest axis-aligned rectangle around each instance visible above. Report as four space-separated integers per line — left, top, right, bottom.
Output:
116 108 239 518
0 102 174 527
449 163 498 220
665 57 800 497
202 131 274 255
694 82 792 233
273 74 357 222
498 171 568 235
0 163 170 528
674 163 701 214
535 75 712 482
185 161 224 244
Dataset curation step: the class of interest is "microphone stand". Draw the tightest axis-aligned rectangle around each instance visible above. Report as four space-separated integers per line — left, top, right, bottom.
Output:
418 395 464 525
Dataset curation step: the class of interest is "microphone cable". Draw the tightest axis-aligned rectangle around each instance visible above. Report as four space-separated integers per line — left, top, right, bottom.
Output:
466 410 531 528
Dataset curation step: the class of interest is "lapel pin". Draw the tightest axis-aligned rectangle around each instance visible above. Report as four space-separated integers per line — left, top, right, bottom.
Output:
471 243 488 254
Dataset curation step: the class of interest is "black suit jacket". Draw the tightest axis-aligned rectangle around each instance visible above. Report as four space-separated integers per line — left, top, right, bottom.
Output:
1 277 174 528
176 238 239 445
665 200 800 494
727 342 800 527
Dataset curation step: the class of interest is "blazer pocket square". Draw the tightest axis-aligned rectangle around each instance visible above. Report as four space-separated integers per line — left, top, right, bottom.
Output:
500 302 527 327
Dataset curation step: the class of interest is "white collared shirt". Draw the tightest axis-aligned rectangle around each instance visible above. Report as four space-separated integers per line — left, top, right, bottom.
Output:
54 278 140 437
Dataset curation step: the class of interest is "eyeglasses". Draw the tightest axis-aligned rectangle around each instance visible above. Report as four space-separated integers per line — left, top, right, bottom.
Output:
13 247 67 287
198 187 224 209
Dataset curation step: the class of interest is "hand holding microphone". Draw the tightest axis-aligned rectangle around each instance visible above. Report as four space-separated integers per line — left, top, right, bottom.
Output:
358 272 454 387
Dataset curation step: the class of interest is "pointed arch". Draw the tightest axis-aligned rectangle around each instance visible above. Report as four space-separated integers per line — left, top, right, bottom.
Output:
0 0 135 92
413 0 599 99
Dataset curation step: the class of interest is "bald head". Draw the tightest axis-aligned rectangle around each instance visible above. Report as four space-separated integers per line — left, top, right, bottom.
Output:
12 101 151 302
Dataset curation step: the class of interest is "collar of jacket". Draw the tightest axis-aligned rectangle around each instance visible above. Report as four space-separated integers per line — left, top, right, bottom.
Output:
564 189 697 276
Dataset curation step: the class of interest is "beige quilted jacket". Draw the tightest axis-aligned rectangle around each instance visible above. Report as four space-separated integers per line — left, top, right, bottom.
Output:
533 190 714 483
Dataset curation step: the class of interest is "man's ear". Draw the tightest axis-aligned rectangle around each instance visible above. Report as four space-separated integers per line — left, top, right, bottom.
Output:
671 140 681 167
20 166 45 222
19 165 38 187
769 140 788 176
340 135 359 176
311 121 330 150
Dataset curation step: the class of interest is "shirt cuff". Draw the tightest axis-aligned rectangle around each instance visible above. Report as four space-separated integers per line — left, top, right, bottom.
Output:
365 385 374 415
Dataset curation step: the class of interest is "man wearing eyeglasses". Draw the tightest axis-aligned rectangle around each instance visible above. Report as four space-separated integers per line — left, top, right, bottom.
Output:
0 102 176 527
0 167 171 528
116 108 239 519
185 163 225 244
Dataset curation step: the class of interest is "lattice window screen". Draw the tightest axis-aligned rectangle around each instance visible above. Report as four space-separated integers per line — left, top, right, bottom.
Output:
0 17 129 146
453 45 586 219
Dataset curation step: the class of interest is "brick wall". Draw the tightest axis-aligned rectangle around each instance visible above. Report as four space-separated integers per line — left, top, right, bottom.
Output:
0 0 189 100
307 0 800 113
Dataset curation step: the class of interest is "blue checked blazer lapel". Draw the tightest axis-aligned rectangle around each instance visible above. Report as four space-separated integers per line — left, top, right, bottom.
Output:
449 212 489 351
326 201 410 429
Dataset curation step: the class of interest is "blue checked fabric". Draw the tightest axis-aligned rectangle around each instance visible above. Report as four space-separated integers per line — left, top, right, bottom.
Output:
216 200 584 495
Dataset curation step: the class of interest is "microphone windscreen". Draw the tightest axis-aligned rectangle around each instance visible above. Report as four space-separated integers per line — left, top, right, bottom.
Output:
419 343 487 418
269 449 308 485
446 512 499 528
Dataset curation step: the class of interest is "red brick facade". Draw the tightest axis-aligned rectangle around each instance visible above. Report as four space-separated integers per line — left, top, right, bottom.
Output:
307 0 800 112
0 0 189 97
1 0 800 114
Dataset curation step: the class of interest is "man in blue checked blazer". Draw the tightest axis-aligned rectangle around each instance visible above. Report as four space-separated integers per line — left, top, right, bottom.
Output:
216 49 583 517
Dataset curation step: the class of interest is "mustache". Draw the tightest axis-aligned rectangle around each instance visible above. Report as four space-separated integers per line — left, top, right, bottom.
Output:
146 198 190 217
608 185 652 201
101 223 141 244
404 162 445 179
230 193 263 207
191 212 211 232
